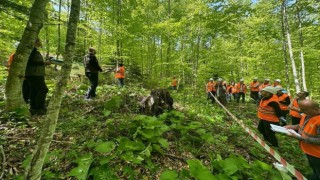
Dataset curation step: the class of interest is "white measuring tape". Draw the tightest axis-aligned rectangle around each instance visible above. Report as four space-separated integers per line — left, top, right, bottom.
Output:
208 91 306 180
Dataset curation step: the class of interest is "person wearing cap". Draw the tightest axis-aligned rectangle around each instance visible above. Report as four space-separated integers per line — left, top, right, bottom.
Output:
84 47 103 99
25 38 52 115
206 78 217 103
273 79 282 88
235 79 247 103
250 77 260 104
115 62 125 87
216 78 227 106
285 99 320 180
288 91 309 125
275 86 290 126
258 86 284 147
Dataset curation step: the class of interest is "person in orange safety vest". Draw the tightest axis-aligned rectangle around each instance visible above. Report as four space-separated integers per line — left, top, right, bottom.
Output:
236 79 247 103
288 91 309 125
258 86 285 147
273 79 282 88
250 77 260 104
275 86 290 126
171 76 178 90
206 78 217 103
285 99 320 180
115 63 125 87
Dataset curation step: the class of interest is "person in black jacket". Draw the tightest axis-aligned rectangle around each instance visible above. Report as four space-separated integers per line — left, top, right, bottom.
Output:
25 38 51 115
84 47 102 99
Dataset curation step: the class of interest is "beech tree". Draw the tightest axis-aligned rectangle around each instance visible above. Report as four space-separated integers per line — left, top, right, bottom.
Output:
24 0 80 179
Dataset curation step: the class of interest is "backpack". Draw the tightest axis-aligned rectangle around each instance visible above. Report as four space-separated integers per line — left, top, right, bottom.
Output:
83 55 91 69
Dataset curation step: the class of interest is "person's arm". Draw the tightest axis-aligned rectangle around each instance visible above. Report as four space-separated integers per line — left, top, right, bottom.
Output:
279 96 291 106
268 101 282 117
288 99 300 112
91 56 102 72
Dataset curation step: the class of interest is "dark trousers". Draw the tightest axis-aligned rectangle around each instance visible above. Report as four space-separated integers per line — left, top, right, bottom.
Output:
236 92 245 103
85 72 98 99
306 154 320 180
292 116 301 125
280 110 289 126
118 78 124 87
22 79 30 103
250 91 259 102
26 76 48 110
258 120 279 147
207 91 216 103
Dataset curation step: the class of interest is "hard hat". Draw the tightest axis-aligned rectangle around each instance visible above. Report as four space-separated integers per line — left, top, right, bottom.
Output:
262 86 277 94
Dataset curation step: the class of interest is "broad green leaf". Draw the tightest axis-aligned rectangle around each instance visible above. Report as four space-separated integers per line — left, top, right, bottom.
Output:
160 170 178 180
68 154 93 180
139 129 155 139
103 110 111 117
158 138 169 149
187 159 216 180
95 141 116 153
152 144 164 155
256 160 272 171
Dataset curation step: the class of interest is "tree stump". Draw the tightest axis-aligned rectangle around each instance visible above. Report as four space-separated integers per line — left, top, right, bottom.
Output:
140 89 173 116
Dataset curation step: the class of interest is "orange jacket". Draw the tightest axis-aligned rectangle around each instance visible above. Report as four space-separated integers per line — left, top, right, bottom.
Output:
250 82 259 92
172 79 177 86
259 83 270 91
236 83 247 93
299 115 320 158
231 85 237 94
206 82 216 92
258 95 280 122
289 99 302 118
278 93 289 111
115 66 125 78
7 53 14 70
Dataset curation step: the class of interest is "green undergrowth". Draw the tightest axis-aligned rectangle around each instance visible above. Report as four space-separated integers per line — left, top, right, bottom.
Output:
0 71 310 179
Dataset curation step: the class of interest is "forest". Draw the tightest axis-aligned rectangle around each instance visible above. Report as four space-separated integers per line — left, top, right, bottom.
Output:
0 0 320 179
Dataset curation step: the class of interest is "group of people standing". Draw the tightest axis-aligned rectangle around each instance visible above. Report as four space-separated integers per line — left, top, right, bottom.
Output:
7 42 125 114
83 47 126 100
206 77 319 179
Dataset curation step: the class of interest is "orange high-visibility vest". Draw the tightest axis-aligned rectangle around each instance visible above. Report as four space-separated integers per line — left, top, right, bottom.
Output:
172 79 177 86
231 85 237 94
206 82 216 92
290 99 302 118
7 53 14 69
250 82 259 92
278 93 289 111
115 66 125 78
258 95 280 122
299 115 320 158
259 83 270 91
236 83 247 94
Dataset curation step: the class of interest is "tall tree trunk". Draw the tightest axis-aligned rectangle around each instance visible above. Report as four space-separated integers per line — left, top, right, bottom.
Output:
5 0 50 111
281 1 291 95
283 0 300 93
297 7 307 91
24 0 80 179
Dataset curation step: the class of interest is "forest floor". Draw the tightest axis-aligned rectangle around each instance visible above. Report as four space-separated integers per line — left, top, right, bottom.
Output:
0 66 311 179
